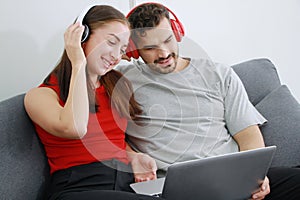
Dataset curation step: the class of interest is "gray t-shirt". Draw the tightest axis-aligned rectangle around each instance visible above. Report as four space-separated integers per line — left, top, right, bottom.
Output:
116 58 266 171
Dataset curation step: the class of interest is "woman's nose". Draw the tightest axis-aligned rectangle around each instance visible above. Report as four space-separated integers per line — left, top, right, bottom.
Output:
110 48 121 61
110 50 121 65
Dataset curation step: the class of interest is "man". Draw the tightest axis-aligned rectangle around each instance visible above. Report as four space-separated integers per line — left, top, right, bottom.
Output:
117 3 300 200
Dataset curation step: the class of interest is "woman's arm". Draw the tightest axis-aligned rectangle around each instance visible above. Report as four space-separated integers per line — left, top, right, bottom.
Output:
24 23 89 139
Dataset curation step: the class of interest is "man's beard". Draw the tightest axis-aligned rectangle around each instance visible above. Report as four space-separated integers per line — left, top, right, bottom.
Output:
150 53 177 74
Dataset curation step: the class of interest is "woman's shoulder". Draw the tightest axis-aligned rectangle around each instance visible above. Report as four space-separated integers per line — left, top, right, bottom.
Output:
39 74 60 94
24 74 63 111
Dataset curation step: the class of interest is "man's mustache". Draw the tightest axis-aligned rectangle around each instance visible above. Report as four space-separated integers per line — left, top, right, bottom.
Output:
154 53 176 64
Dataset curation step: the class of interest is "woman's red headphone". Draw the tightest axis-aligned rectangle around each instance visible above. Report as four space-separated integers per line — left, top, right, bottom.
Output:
126 3 185 59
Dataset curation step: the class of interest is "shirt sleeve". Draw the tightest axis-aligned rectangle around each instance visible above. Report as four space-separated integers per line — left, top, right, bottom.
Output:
224 68 267 135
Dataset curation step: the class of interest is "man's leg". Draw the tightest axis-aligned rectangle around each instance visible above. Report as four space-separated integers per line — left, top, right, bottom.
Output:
265 166 300 200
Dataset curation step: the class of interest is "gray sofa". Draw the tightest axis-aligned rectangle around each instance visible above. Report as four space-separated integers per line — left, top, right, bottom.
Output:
1 58 299 200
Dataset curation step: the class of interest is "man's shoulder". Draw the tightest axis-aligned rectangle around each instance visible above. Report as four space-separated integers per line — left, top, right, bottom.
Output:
115 61 147 83
191 58 231 76
115 60 145 73
115 62 134 73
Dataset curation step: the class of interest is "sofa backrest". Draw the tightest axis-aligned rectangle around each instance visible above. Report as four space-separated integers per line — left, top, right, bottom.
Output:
232 58 300 168
0 94 50 200
0 59 299 200
232 58 281 106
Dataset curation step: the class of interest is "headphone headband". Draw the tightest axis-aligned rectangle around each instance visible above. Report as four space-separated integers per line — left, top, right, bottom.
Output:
75 4 97 42
76 4 97 24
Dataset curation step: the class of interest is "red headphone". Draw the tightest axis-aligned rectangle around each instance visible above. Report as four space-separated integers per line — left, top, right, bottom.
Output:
126 3 185 59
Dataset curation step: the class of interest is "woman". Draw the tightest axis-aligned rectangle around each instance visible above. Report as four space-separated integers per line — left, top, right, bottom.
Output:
24 5 163 200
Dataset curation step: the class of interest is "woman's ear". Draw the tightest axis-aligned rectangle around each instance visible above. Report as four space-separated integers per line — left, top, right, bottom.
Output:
81 42 87 52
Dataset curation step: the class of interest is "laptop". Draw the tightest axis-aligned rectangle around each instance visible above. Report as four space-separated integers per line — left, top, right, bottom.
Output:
130 146 276 200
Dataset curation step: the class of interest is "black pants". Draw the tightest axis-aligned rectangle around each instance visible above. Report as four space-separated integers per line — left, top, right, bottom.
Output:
48 161 300 200
47 160 164 200
265 166 300 200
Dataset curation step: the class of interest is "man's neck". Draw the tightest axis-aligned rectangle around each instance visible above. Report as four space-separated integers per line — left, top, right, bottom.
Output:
174 57 190 72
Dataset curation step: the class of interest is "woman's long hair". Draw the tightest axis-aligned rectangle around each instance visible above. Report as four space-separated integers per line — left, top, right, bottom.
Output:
43 5 142 119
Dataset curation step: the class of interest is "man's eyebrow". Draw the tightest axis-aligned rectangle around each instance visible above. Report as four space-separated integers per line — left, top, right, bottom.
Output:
142 34 173 49
108 33 120 42
164 35 173 42
142 44 158 49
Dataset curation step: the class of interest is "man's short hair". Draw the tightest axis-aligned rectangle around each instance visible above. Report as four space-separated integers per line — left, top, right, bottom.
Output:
128 3 170 39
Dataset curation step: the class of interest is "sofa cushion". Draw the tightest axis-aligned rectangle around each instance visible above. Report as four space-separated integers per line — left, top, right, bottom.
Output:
232 58 281 106
0 94 50 200
255 85 300 167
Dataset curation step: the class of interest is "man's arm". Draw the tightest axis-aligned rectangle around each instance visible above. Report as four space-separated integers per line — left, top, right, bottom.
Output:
233 125 270 200
233 125 265 151
126 143 157 182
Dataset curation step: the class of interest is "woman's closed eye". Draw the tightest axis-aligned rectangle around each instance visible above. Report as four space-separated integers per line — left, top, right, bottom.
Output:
143 46 156 51
108 39 117 46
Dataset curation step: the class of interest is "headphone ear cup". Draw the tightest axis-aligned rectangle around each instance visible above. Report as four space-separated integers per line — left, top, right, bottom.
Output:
126 39 139 59
81 24 89 43
170 19 184 42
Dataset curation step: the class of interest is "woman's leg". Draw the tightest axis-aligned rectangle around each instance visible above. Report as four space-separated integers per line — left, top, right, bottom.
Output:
59 190 164 200
47 162 116 199
47 161 164 200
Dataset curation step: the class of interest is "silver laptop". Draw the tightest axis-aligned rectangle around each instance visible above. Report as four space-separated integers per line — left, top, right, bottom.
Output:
130 146 276 200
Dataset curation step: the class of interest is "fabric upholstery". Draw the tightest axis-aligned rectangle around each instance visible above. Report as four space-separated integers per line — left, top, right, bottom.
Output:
0 94 50 200
255 85 300 167
0 58 299 199
232 58 281 105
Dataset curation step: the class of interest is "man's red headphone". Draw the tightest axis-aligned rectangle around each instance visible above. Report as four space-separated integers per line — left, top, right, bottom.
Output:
126 3 185 59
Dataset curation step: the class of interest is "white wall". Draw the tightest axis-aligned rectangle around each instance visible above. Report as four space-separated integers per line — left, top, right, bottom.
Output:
139 0 300 102
1 0 300 102
0 0 130 101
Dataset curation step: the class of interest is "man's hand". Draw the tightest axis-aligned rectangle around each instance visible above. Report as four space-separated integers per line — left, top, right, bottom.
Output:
130 152 157 182
251 176 270 200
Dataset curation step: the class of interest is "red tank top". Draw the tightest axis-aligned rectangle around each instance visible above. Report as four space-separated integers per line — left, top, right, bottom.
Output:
34 75 129 174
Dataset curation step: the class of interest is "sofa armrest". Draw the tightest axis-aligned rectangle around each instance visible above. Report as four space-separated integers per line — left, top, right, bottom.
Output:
0 94 50 200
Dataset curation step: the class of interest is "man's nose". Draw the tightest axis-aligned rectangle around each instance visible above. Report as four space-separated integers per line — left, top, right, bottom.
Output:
157 47 169 58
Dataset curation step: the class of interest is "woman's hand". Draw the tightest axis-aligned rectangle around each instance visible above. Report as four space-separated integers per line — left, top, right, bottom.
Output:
64 22 86 70
251 176 270 200
130 152 157 183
